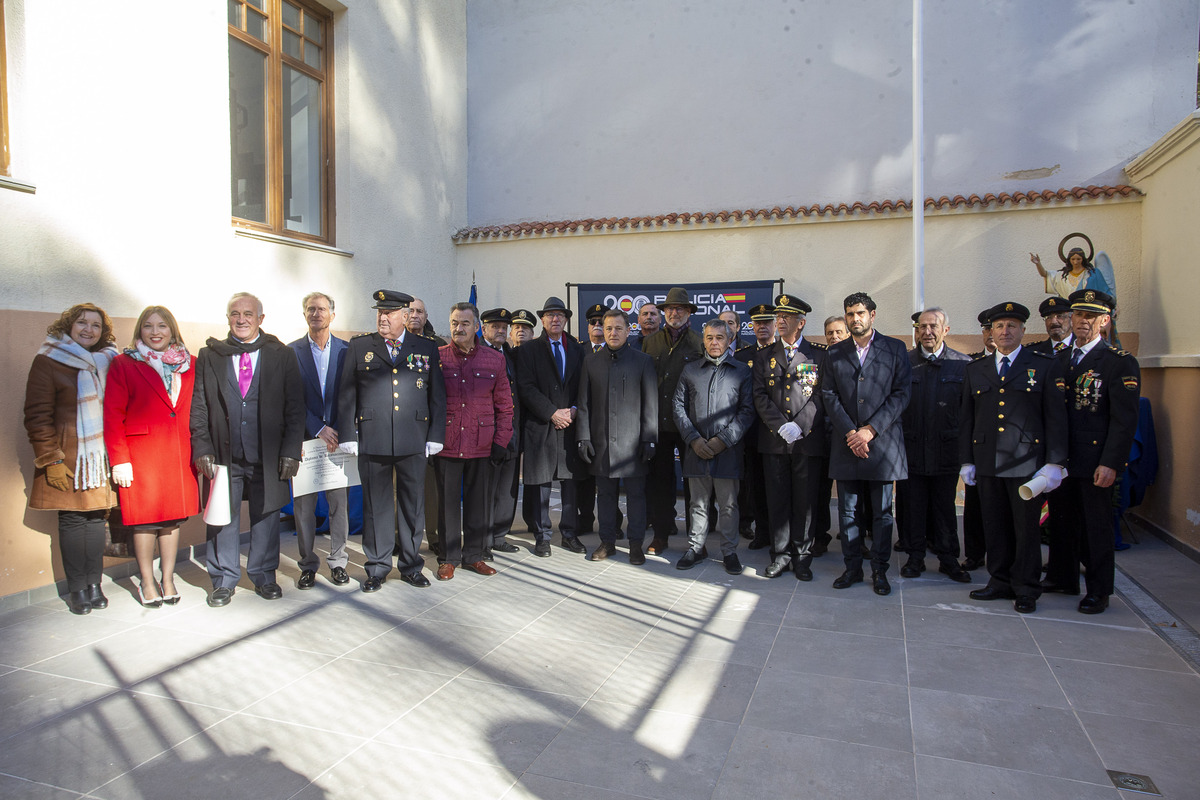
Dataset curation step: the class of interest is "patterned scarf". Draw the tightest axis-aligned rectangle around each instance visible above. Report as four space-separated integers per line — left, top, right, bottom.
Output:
126 340 191 399
36 335 117 490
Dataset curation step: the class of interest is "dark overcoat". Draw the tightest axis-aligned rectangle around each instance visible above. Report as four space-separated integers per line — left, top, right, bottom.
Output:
642 327 703 435
901 346 970 476
516 332 583 484
672 357 755 479
576 344 658 478
821 332 912 482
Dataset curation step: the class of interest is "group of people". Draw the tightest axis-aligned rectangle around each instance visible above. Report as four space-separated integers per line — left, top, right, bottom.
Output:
24 279 1138 619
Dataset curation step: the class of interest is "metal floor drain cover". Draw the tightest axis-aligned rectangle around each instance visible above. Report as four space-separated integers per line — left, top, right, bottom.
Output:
1107 770 1161 795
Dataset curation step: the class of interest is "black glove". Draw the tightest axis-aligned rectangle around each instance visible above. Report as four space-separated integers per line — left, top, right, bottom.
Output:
707 436 728 456
279 456 300 481
194 454 216 480
489 443 507 466
639 441 656 463
577 441 595 464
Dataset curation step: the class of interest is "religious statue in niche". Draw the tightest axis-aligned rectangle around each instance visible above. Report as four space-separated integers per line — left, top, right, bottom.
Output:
1030 232 1121 346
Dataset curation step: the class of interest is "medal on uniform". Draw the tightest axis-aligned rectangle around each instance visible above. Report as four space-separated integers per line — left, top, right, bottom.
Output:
1026 369 1036 387
364 352 374 363
416 379 424 389
770 357 777 370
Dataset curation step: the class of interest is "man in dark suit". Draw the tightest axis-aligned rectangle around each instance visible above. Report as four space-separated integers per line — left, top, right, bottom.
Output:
288 292 350 589
734 303 776 548
1043 290 1139 614
632 303 662 351
960 309 995 572
752 294 823 581
820 292 911 596
960 302 1068 614
516 296 586 557
191 292 305 607
576 303 609 535
896 308 971 583
1029 296 1074 355
337 289 446 592
506 309 540 533
480 308 523 558
577 309 658 564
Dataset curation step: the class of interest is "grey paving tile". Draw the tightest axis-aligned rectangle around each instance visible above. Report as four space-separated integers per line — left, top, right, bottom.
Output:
461 632 633 697
782 593 904 638
0 604 58 632
376 677 584 769
1079 712 1200 800
669 580 794 625
0 690 230 793
898 579 1005 612
91 713 363 800
0 774 83 799
242 658 451 737
504 774 658 800
1050 658 1200 726
413 587 564 631
343 618 517 676
527 700 738 800
910 687 1110 784
0 669 118 743
745 668 912 751
635 616 779 667
907 642 1070 707
914 755 1119 799
31 626 234 689
789 570 905 605
712 726 917 800
902 605 1040 653
593 649 761 724
1033 595 1147 629
765 626 908 686
0 613 128 668
521 600 664 647
1026 618 1193 672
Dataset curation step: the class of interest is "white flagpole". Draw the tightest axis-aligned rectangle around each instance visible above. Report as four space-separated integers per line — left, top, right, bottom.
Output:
912 0 925 314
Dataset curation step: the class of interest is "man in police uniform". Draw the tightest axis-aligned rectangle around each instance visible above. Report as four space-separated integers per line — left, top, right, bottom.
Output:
507 308 539 531
960 308 996 572
480 307 523 557
576 303 609 534
1030 296 1074 355
752 294 824 580
959 302 1067 614
1043 290 1139 614
508 309 537 348
734 303 776 548
337 290 446 591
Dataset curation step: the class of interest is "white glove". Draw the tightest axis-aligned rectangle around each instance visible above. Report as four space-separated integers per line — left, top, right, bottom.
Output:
425 442 444 458
1034 463 1067 492
778 422 803 444
338 442 359 456
111 463 133 488
959 464 976 486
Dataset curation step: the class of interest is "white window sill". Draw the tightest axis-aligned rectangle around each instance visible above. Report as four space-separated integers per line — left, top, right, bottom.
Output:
233 227 354 257
0 175 36 194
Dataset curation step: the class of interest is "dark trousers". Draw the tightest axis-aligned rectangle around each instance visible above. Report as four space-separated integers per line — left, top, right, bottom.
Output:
58 510 107 591
360 452 426 578
962 483 986 562
837 479 894 574
647 431 687 537
896 473 961 566
519 455 538 531
763 451 812 565
806 456 834 547
205 459 281 589
598 475 646 544
738 442 767 537
486 454 520 546
434 456 489 565
977 475 1042 599
577 475 597 531
529 478 578 543
1048 477 1116 596
424 462 443 549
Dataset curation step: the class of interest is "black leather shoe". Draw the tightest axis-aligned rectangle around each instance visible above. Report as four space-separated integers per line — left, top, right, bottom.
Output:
255 582 283 600
1014 595 1037 614
493 542 521 553
361 575 385 593
939 563 972 583
480 548 494 562
969 586 1015 601
560 536 586 554
747 539 770 550
961 557 985 571
811 538 830 557
66 590 92 615
590 542 615 562
400 571 431 588
764 558 790 579
330 566 350 585
676 548 701 570
739 526 754 541
628 543 646 565
207 587 233 607
793 561 813 582
724 553 742 575
534 540 552 558
297 570 316 590
85 583 108 609
1040 579 1081 596
872 571 891 596
899 558 926 579
1078 594 1109 615
832 570 864 589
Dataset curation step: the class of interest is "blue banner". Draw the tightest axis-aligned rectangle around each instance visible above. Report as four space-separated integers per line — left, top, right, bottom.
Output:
574 280 778 342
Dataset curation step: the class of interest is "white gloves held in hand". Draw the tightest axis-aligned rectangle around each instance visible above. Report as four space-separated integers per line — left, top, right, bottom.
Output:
112 463 133 488
778 422 803 444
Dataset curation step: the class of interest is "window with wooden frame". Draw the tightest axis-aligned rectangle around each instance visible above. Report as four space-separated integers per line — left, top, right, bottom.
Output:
228 0 334 242
1 0 10 177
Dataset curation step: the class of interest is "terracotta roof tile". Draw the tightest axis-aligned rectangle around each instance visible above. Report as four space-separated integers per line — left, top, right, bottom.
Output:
453 185 1141 242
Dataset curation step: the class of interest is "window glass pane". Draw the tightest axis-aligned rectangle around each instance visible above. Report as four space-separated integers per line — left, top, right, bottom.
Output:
282 66 322 236
228 0 240 28
246 9 267 42
282 2 301 31
310 19 323 45
283 29 301 60
229 38 268 224
304 44 321 70
246 0 264 9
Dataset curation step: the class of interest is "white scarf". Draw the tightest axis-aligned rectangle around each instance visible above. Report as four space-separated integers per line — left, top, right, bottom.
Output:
37 335 117 490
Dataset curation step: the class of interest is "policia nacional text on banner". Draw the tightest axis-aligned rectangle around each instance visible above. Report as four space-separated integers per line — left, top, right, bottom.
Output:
573 280 779 340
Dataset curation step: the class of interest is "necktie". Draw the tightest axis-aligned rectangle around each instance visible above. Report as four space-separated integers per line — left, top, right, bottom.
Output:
238 352 252 397
999 355 1010 379
784 345 796 363
1054 341 1067 353
553 340 565 380
593 343 603 354
1071 348 1084 367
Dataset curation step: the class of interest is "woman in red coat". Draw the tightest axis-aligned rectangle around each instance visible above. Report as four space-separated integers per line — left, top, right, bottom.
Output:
104 306 199 606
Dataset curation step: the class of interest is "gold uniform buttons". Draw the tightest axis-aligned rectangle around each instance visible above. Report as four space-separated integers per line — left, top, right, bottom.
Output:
393 393 399 398
998 414 1004 419
998 401 1005 407
998 426 1005 432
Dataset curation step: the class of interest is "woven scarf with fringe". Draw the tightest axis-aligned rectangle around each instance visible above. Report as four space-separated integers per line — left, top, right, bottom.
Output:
36 335 117 490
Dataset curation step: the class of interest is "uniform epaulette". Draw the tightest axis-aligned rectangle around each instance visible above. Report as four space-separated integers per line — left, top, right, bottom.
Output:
970 352 989 361
1115 347 1133 357
734 344 755 355
809 341 828 350
351 331 374 340
1028 349 1053 359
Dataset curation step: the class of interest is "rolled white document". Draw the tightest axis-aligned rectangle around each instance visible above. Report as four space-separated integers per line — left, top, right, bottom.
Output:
202 464 232 526
1018 475 1050 501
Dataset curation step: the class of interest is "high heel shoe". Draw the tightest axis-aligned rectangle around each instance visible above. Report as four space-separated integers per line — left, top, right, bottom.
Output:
160 581 181 605
137 581 163 608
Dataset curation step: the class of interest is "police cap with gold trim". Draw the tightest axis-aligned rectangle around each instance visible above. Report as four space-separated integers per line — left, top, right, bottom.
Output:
372 289 414 310
773 294 812 315
510 309 537 327
1038 296 1071 318
1068 289 1115 315
986 301 1030 324
585 303 607 322
481 307 511 325
748 303 776 322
